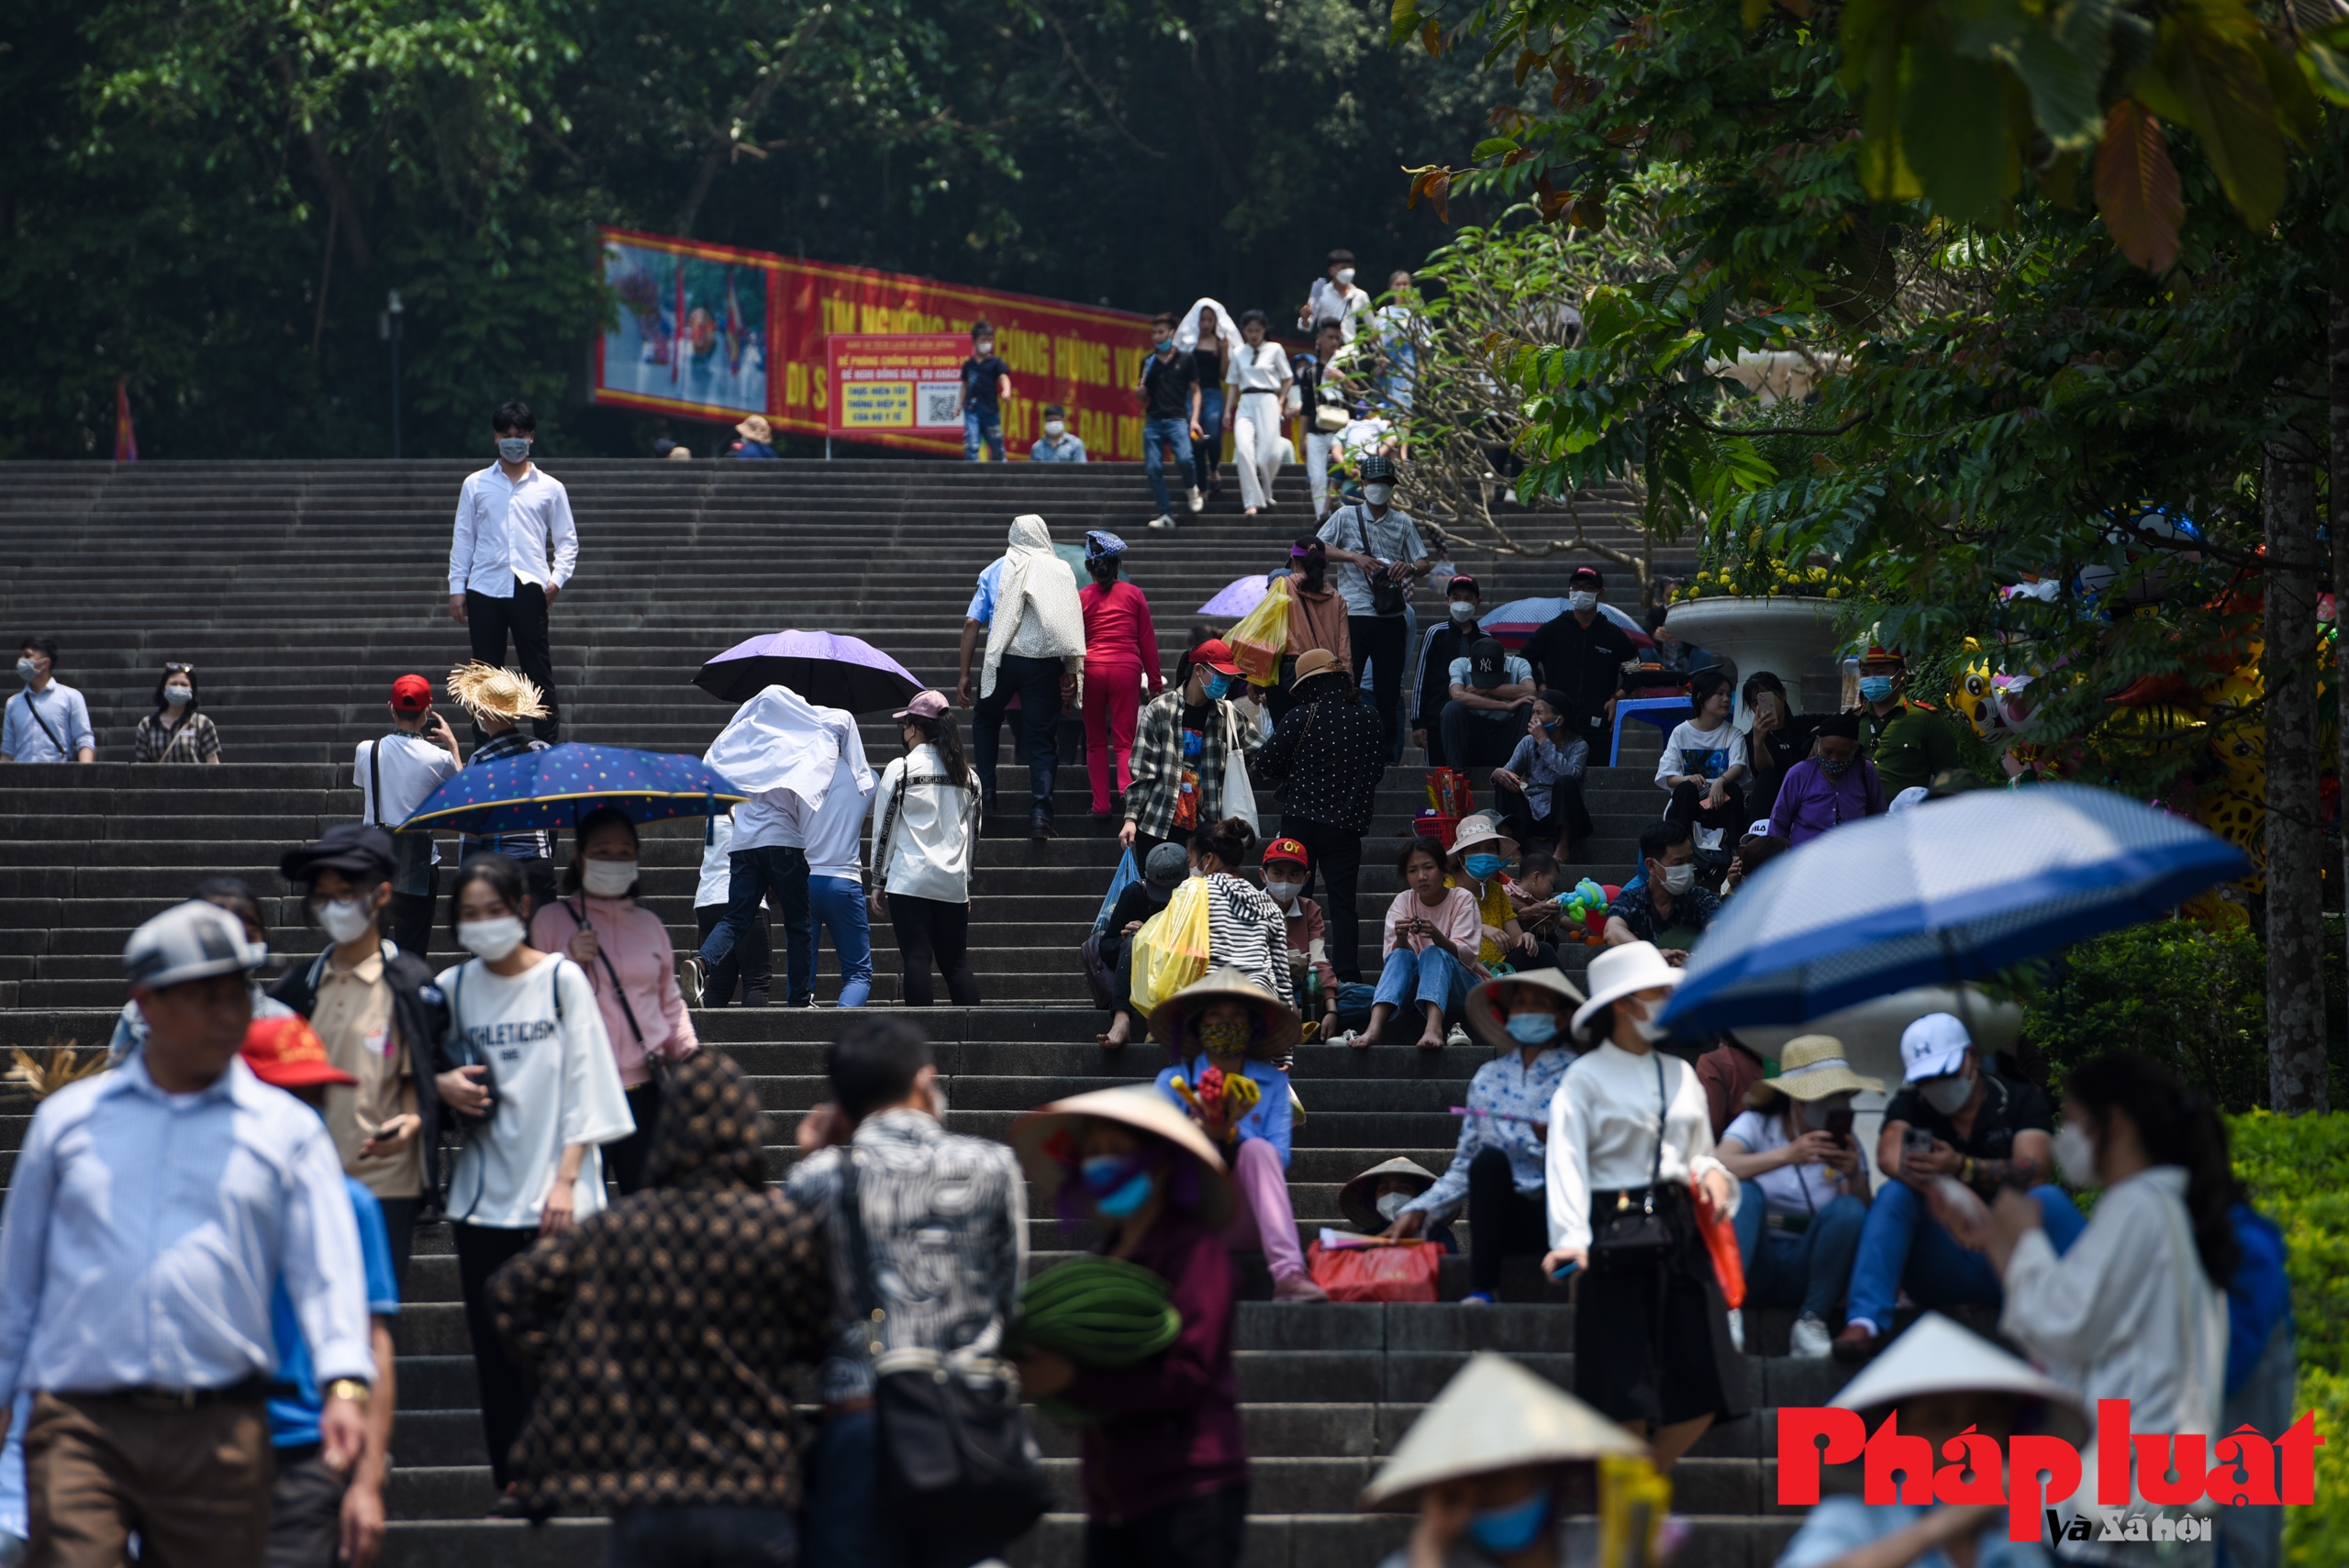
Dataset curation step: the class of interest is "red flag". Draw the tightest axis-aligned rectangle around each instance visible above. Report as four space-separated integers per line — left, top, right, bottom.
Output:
113 379 138 463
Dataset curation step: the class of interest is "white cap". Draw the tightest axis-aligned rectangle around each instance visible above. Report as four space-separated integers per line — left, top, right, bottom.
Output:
124 900 266 990
1899 1012 1971 1083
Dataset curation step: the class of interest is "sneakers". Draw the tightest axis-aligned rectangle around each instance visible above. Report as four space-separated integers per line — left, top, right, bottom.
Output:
1790 1313 1833 1361
1272 1273 1330 1304
1444 1023 1471 1047
1831 1320 1885 1362
1186 486 1205 514
1725 1307 1744 1353
677 955 707 1008
1149 514 1176 530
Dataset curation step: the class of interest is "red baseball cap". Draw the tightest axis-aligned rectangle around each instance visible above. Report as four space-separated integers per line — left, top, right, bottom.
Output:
1264 838 1310 869
389 674 433 713
1193 639 1242 676
242 1015 356 1089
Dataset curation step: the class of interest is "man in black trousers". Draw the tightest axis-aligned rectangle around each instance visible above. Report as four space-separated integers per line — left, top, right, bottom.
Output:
448 399 575 742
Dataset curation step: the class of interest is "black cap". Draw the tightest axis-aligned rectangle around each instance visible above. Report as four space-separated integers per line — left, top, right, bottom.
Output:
1356 453 1397 485
1468 637 1507 689
1568 565 1603 588
281 823 397 884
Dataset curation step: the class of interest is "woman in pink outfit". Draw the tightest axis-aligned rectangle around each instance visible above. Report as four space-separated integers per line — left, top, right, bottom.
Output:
1078 530 1163 819
530 805 698 1193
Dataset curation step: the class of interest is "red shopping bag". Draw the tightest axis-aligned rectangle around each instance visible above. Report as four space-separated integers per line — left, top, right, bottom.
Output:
1692 1179 1745 1310
1305 1240 1442 1303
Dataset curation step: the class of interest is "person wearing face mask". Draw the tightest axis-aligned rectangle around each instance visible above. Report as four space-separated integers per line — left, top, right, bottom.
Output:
1297 319 1358 521
529 806 698 1195
448 661 560 913
1520 567 1639 756
1147 972 1325 1303
1490 692 1593 863
1442 636 1538 772
1928 1052 2235 1565
1386 971 1583 1304
1296 247 1371 341
1255 649 1384 985
1227 309 1294 515
1834 1012 2085 1362
958 514 1086 839
431 852 634 1496
1009 1086 1247 1567
1341 1159 1453 1248
273 826 451 1285
1715 1035 1877 1361
1120 636 1259 862
1318 451 1429 757
131 661 220 762
1029 400 1089 461
447 400 573 742
956 319 1013 462
1765 710 1886 845
1135 311 1204 527
1078 530 1163 820
1854 643 1959 797
2 636 95 763
1278 538 1352 710
1412 574 1485 765
1096 842 1196 1049
1542 942 1746 1468
1601 818 1718 962
1445 814 1541 983
1258 838 1343 1034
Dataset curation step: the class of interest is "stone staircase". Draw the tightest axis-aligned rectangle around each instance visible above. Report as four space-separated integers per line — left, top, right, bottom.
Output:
0 460 1850 1568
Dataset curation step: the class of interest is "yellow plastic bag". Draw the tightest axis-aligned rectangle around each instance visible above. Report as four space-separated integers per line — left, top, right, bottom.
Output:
1130 878 1212 1015
1226 578 1291 687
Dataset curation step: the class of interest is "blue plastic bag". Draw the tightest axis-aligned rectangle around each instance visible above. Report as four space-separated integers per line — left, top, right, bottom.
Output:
1093 848 1140 934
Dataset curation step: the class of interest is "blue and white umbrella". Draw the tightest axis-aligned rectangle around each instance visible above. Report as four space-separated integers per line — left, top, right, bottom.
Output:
1658 784 2249 1034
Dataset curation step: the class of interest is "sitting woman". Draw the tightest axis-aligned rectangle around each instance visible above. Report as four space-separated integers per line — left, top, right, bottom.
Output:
1187 816 1294 1005
1489 689 1591 862
1148 970 1327 1304
1009 1086 1250 1567
1340 1158 1456 1251
1364 838 1487 1051
1715 1034 1876 1360
1385 970 1583 1303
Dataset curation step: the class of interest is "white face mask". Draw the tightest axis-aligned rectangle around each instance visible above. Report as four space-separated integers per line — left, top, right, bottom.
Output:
1375 1190 1412 1221
16 659 37 683
318 897 375 946
1625 999 1669 1042
1447 599 1476 621
2054 1122 2099 1187
162 684 194 707
580 858 638 898
1569 590 1598 614
1657 862 1696 895
458 916 527 962
1335 268 1357 286
1363 483 1394 506
1044 420 1065 438
1264 879 1302 906
496 436 531 462
1920 1072 1975 1116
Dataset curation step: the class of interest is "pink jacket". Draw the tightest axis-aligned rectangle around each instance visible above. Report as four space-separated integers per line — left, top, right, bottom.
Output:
531 895 698 1089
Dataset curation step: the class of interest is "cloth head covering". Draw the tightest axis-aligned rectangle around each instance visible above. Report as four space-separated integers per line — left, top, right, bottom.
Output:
703 685 856 814
643 1051 768 1193
1570 941 1681 1041
1084 529 1128 562
1174 298 1246 361
1815 711 1862 740
980 516 1086 700
1900 1012 1971 1082
1362 1352 1642 1505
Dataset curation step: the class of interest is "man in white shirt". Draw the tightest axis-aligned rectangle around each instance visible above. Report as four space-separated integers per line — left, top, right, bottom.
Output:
447 400 575 742
356 673 462 957
2 638 95 763
0 901 373 1568
1296 249 1371 341
802 721 877 1007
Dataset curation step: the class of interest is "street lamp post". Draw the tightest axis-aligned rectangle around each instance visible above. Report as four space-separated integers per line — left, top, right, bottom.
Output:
382 290 406 458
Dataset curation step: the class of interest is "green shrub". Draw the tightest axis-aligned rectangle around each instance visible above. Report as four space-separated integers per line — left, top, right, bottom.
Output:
2286 1364 2349 1567
2025 923 2268 1111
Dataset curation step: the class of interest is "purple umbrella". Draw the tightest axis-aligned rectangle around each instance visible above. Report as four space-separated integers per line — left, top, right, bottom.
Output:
693 630 921 710
1199 575 1273 617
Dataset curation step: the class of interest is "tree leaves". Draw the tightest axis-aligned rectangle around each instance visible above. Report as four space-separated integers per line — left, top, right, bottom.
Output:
2132 6 2288 228
2094 99 2184 272
1902 18 2023 224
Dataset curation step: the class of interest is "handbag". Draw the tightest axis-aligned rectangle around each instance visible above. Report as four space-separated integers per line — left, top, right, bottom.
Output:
1588 1053 1675 1273
1220 706 1260 832
839 1154 1052 1558
1692 1176 1745 1309
1342 506 1409 617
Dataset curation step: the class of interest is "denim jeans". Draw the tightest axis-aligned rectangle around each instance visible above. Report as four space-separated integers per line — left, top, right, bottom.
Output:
1193 391 1225 490
963 406 1004 462
697 845 813 1006
1732 1182 1869 1320
1844 1178 2087 1331
807 873 873 1007
607 1505 797 1568
1374 945 1471 1015
973 652 1063 816
800 1407 875 1568
1142 416 1196 514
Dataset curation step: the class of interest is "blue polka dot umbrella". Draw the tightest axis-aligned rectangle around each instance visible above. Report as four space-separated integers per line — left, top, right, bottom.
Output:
398 743 750 840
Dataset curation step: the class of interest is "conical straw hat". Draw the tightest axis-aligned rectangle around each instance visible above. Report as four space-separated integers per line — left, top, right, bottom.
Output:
1008 1084 1233 1228
1361 1351 1643 1506
1832 1312 2087 1444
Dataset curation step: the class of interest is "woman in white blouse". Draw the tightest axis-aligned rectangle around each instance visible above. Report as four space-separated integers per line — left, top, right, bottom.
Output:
1227 309 1295 516
1542 941 1745 1469
867 689 984 1006
1931 1050 2232 1564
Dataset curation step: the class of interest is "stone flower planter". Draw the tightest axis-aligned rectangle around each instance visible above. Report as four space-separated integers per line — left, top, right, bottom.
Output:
1664 595 1842 694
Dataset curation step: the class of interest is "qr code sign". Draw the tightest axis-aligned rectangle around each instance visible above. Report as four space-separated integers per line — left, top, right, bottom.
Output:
918 384 961 428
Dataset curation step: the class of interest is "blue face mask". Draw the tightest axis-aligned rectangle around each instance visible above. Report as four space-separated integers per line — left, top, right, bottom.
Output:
1094 1172 1155 1218
1082 1155 1156 1218
1468 1489 1553 1555
1204 672 1235 700
1858 675 1896 703
1504 1012 1559 1046
1464 853 1505 883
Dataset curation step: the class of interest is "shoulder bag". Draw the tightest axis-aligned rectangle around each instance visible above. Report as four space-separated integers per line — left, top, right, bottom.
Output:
559 897 670 1088
839 1152 1052 1560
1342 506 1409 617
1588 1052 1675 1272
14 692 68 759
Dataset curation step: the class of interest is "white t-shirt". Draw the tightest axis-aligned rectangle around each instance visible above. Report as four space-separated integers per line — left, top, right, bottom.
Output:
1722 1107 1849 1218
803 752 875 882
356 733 460 840
439 956 634 1229
694 816 768 909
1655 719 1747 786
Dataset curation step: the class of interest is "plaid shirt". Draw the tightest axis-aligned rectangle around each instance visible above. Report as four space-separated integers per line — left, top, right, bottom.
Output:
133 711 220 763
1126 690 1260 841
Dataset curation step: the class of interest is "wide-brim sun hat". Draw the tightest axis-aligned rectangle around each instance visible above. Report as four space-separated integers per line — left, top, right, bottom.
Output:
1570 941 1681 1042
1147 966 1303 1060
1009 1084 1233 1229
1338 1157 1439 1233
1446 811 1519 863
1289 648 1351 689
1361 1352 1644 1507
1765 1034 1885 1099
1831 1312 2087 1446
1464 969 1587 1051
447 661 550 722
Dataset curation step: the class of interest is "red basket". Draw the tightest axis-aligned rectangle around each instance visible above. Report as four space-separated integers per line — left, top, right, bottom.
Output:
1411 811 1459 848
